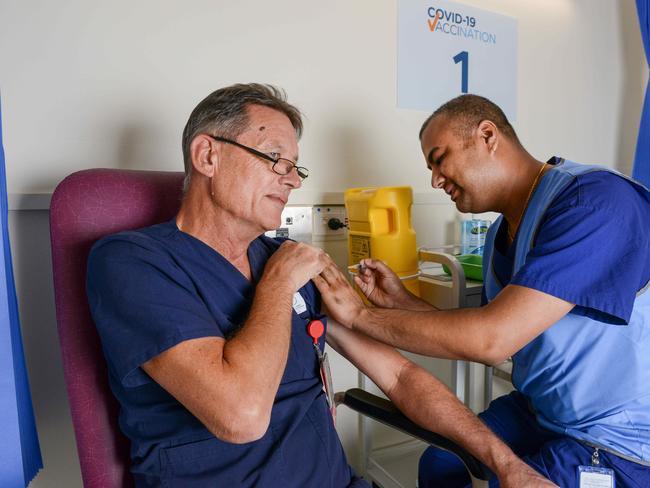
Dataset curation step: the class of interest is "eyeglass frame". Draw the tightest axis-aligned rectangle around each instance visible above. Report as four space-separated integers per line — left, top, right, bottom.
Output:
208 135 309 180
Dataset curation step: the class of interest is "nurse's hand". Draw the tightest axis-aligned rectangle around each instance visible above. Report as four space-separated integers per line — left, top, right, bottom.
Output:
355 259 429 310
263 241 327 291
312 259 366 329
353 259 407 308
497 460 559 488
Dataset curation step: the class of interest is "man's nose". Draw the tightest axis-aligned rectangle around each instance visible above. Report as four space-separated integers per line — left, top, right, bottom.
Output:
283 167 302 189
431 168 445 189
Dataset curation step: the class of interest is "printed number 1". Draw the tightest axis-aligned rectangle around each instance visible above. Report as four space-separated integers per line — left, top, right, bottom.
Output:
453 51 469 93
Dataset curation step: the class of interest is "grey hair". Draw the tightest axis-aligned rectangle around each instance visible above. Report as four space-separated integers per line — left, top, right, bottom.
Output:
419 94 520 145
181 83 303 192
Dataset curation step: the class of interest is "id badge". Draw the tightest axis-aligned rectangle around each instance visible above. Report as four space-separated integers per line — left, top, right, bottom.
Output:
318 352 336 425
292 292 307 315
578 465 615 488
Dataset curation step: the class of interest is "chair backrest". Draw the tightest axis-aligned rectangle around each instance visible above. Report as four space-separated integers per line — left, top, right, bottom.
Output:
49 169 184 488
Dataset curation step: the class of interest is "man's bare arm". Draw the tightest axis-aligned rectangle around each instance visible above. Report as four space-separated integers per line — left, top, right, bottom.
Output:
326 320 557 488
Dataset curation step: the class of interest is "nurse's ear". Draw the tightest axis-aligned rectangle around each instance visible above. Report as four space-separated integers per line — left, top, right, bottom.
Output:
189 134 221 178
476 120 499 155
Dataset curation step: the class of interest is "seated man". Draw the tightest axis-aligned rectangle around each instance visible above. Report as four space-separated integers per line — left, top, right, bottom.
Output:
86 83 555 487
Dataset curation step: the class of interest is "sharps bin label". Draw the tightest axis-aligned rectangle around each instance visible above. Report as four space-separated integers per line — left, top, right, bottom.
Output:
350 235 371 263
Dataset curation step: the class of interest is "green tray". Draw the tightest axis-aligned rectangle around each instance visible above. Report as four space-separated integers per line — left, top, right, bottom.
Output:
442 254 483 281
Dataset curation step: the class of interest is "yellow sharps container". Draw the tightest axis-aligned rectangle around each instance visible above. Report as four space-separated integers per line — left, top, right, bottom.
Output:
344 186 419 296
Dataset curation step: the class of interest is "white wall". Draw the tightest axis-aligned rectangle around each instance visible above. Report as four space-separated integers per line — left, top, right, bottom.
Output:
1 0 646 198
1 0 646 486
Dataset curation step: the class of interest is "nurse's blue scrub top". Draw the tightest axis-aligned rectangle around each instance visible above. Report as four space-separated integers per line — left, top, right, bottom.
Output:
87 220 364 487
486 158 650 324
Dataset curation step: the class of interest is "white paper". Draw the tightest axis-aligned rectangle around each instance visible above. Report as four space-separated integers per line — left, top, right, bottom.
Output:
292 292 307 314
579 471 614 488
398 0 518 120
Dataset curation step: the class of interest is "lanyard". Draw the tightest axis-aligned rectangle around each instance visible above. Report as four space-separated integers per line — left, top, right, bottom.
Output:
306 319 335 423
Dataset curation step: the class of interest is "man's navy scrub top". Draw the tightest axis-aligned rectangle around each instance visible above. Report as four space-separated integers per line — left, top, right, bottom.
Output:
87 220 366 487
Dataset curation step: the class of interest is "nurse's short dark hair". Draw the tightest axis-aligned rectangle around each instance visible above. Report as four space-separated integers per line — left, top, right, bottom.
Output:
419 94 520 146
181 83 303 191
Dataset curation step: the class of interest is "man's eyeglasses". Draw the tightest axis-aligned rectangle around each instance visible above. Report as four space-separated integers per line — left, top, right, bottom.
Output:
209 135 309 180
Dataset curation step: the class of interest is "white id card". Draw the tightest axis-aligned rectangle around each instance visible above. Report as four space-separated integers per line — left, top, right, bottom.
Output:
578 465 615 488
292 292 307 314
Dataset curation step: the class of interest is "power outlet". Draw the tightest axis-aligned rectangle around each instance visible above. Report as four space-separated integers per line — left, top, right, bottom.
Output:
312 205 347 240
264 206 313 243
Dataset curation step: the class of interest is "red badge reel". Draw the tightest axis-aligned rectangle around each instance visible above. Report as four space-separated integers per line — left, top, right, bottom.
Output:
307 320 324 345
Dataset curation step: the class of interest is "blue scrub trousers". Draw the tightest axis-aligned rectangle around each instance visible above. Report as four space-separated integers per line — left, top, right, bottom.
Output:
418 391 650 488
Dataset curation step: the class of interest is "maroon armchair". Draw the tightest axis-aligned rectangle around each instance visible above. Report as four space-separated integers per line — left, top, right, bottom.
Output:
49 169 184 488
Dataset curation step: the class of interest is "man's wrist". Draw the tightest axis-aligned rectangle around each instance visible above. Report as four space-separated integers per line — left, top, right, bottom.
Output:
485 443 522 479
258 275 295 297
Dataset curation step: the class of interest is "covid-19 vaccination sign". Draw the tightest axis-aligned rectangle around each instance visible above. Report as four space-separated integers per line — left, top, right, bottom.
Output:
397 0 518 120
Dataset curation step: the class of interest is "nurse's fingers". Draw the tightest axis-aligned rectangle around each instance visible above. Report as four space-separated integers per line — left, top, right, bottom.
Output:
353 275 368 291
361 259 393 276
357 270 374 283
360 258 385 269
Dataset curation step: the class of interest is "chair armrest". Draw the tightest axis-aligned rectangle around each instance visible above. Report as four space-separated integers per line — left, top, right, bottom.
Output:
338 388 490 481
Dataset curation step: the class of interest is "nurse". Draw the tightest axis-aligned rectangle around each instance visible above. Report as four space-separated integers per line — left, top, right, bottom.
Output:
87 85 551 487
315 94 650 487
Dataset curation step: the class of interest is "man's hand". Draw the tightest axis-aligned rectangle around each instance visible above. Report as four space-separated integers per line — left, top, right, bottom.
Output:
262 241 327 291
312 257 367 328
497 458 558 488
354 258 414 309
